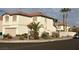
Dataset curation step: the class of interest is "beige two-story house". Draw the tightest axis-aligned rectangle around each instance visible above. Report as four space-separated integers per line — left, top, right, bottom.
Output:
2 12 56 36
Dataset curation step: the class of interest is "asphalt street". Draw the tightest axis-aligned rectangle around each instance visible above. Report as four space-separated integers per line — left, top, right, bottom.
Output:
0 39 79 50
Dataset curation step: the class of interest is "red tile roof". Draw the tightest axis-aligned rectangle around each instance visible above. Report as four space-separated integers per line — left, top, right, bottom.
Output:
3 12 54 19
0 16 3 20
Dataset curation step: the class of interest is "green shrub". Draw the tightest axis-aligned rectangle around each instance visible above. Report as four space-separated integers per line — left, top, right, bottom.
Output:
33 31 39 39
3 34 13 40
16 35 24 40
21 33 28 38
52 32 59 38
29 31 39 39
19 36 24 40
41 32 50 39
16 33 28 40
16 34 21 37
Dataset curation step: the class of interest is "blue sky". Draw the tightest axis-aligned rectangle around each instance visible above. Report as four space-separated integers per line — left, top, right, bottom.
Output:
0 8 79 26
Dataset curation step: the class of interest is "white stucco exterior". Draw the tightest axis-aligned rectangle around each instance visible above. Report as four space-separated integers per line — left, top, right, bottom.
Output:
59 32 76 37
2 14 56 36
56 25 70 32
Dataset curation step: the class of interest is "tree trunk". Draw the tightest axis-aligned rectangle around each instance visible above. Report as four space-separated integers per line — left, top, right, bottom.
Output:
63 13 65 31
65 13 68 32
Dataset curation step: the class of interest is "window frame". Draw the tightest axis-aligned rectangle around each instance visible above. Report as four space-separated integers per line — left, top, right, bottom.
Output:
33 16 37 22
12 15 17 21
5 15 9 22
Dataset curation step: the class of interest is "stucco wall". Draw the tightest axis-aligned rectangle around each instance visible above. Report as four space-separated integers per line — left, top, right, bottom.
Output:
46 18 56 32
36 16 46 28
16 15 33 35
17 25 29 35
18 15 32 25
36 16 56 36
37 16 56 32
59 32 76 37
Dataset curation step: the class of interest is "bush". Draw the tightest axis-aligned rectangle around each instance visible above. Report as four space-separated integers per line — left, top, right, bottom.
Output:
16 35 24 40
33 31 39 39
16 33 28 40
19 36 24 40
52 32 59 38
3 34 13 40
29 31 39 39
41 32 50 39
21 33 28 38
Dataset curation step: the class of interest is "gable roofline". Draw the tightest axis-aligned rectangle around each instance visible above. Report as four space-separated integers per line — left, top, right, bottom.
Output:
2 12 56 20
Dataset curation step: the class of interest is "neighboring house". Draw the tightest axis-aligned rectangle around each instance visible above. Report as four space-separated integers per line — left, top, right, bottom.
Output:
0 16 3 35
2 12 56 36
56 21 70 32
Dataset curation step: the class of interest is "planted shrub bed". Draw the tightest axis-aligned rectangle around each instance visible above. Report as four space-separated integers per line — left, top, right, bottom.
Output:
51 32 59 38
15 33 28 40
2 32 60 40
3 34 13 40
41 32 51 39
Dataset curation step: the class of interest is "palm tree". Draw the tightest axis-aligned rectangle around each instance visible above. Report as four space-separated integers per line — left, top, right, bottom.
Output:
60 8 71 31
27 22 42 39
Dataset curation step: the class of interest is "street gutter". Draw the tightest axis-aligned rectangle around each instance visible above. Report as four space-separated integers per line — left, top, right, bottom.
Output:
0 37 72 43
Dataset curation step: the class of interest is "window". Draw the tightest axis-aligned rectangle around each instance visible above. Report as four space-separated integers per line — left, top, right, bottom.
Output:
41 24 44 28
33 17 37 22
5 16 9 22
13 15 17 21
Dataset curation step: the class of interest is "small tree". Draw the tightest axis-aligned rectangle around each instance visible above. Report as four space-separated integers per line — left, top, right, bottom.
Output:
27 22 42 39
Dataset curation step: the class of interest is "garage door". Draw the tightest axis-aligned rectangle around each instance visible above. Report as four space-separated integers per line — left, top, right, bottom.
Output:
5 28 16 36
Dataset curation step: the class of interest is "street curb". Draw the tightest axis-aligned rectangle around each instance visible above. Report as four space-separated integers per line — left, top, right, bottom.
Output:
0 38 72 43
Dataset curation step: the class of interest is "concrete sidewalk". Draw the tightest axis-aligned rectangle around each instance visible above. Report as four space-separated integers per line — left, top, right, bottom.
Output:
0 37 72 43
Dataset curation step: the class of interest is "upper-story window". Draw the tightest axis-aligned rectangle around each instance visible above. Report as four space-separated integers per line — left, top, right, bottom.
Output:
13 15 17 21
33 17 37 22
5 16 9 22
41 24 44 28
